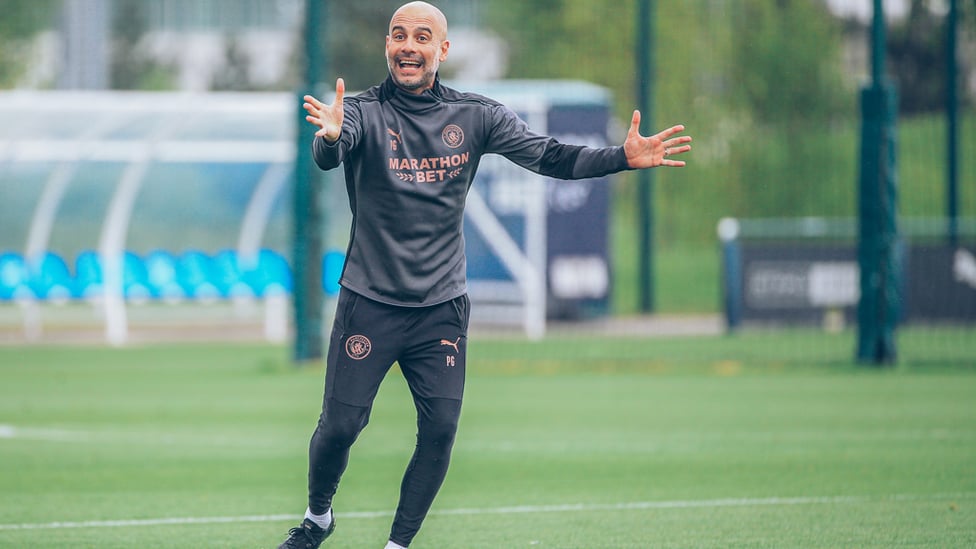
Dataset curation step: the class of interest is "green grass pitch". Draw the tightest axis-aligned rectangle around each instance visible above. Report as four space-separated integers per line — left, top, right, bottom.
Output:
0 335 974 548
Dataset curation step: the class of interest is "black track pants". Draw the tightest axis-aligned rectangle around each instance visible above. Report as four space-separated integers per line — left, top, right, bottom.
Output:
307 289 469 546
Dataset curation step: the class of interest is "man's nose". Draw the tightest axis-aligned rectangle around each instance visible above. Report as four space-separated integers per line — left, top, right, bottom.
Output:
401 36 421 52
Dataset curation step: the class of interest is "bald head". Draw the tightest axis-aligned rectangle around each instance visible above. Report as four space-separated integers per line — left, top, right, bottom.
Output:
386 1 450 93
390 2 448 40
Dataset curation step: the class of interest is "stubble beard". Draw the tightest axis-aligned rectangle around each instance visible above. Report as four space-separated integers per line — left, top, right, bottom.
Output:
387 55 437 93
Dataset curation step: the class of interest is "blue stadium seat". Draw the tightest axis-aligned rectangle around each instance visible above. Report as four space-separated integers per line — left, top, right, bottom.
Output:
122 251 152 302
212 249 255 299
144 249 186 302
74 250 103 300
72 251 153 302
322 250 345 296
0 252 33 301
122 252 152 302
26 252 73 303
177 250 221 301
242 248 292 297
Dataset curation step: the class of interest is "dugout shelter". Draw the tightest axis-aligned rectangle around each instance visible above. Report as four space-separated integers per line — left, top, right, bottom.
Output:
0 81 617 344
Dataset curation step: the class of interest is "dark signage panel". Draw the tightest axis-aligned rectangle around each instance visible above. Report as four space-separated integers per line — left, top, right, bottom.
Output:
728 242 976 327
906 245 976 322
737 245 858 325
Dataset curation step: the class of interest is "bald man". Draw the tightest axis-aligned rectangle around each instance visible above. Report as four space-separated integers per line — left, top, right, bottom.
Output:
277 2 691 548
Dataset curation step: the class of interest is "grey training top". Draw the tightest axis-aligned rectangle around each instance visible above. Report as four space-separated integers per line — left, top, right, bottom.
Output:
313 75 631 307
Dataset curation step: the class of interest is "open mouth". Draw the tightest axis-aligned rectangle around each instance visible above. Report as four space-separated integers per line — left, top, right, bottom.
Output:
397 58 423 72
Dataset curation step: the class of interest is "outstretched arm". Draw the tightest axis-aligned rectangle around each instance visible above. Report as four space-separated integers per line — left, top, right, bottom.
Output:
623 110 692 168
303 78 345 143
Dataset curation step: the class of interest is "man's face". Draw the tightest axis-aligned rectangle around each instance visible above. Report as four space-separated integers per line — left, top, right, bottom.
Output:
385 5 449 94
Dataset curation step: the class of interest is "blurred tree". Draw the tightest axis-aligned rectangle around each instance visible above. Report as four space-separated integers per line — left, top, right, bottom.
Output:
110 0 176 90
732 0 848 127
211 35 255 91
0 0 59 88
483 0 854 241
327 0 404 91
726 0 854 218
483 0 637 112
887 0 951 115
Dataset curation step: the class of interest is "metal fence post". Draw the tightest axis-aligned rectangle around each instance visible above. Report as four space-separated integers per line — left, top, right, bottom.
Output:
292 0 326 363
636 0 656 313
946 0 959 247
856 0 900 365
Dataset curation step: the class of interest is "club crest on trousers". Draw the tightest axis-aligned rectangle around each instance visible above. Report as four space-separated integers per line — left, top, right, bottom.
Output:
345 335 372 360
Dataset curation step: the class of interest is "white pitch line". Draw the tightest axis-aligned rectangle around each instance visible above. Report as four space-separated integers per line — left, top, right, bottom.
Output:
0 424 94 442
0 515 299 531
0 493 972 532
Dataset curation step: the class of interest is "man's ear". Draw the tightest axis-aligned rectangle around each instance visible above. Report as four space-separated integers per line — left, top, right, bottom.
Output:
439 39 450 62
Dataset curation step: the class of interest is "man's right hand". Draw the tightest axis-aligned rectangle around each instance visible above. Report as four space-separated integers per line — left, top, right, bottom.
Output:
303 77 345 143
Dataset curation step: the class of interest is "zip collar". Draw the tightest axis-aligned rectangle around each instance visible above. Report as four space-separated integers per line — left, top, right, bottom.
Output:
381 73 443 110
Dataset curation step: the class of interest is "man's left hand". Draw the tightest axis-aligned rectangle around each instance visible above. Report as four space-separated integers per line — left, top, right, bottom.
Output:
624 110 692 169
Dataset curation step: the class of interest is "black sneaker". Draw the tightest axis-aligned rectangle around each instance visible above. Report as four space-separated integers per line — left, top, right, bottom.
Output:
277 517 335 549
